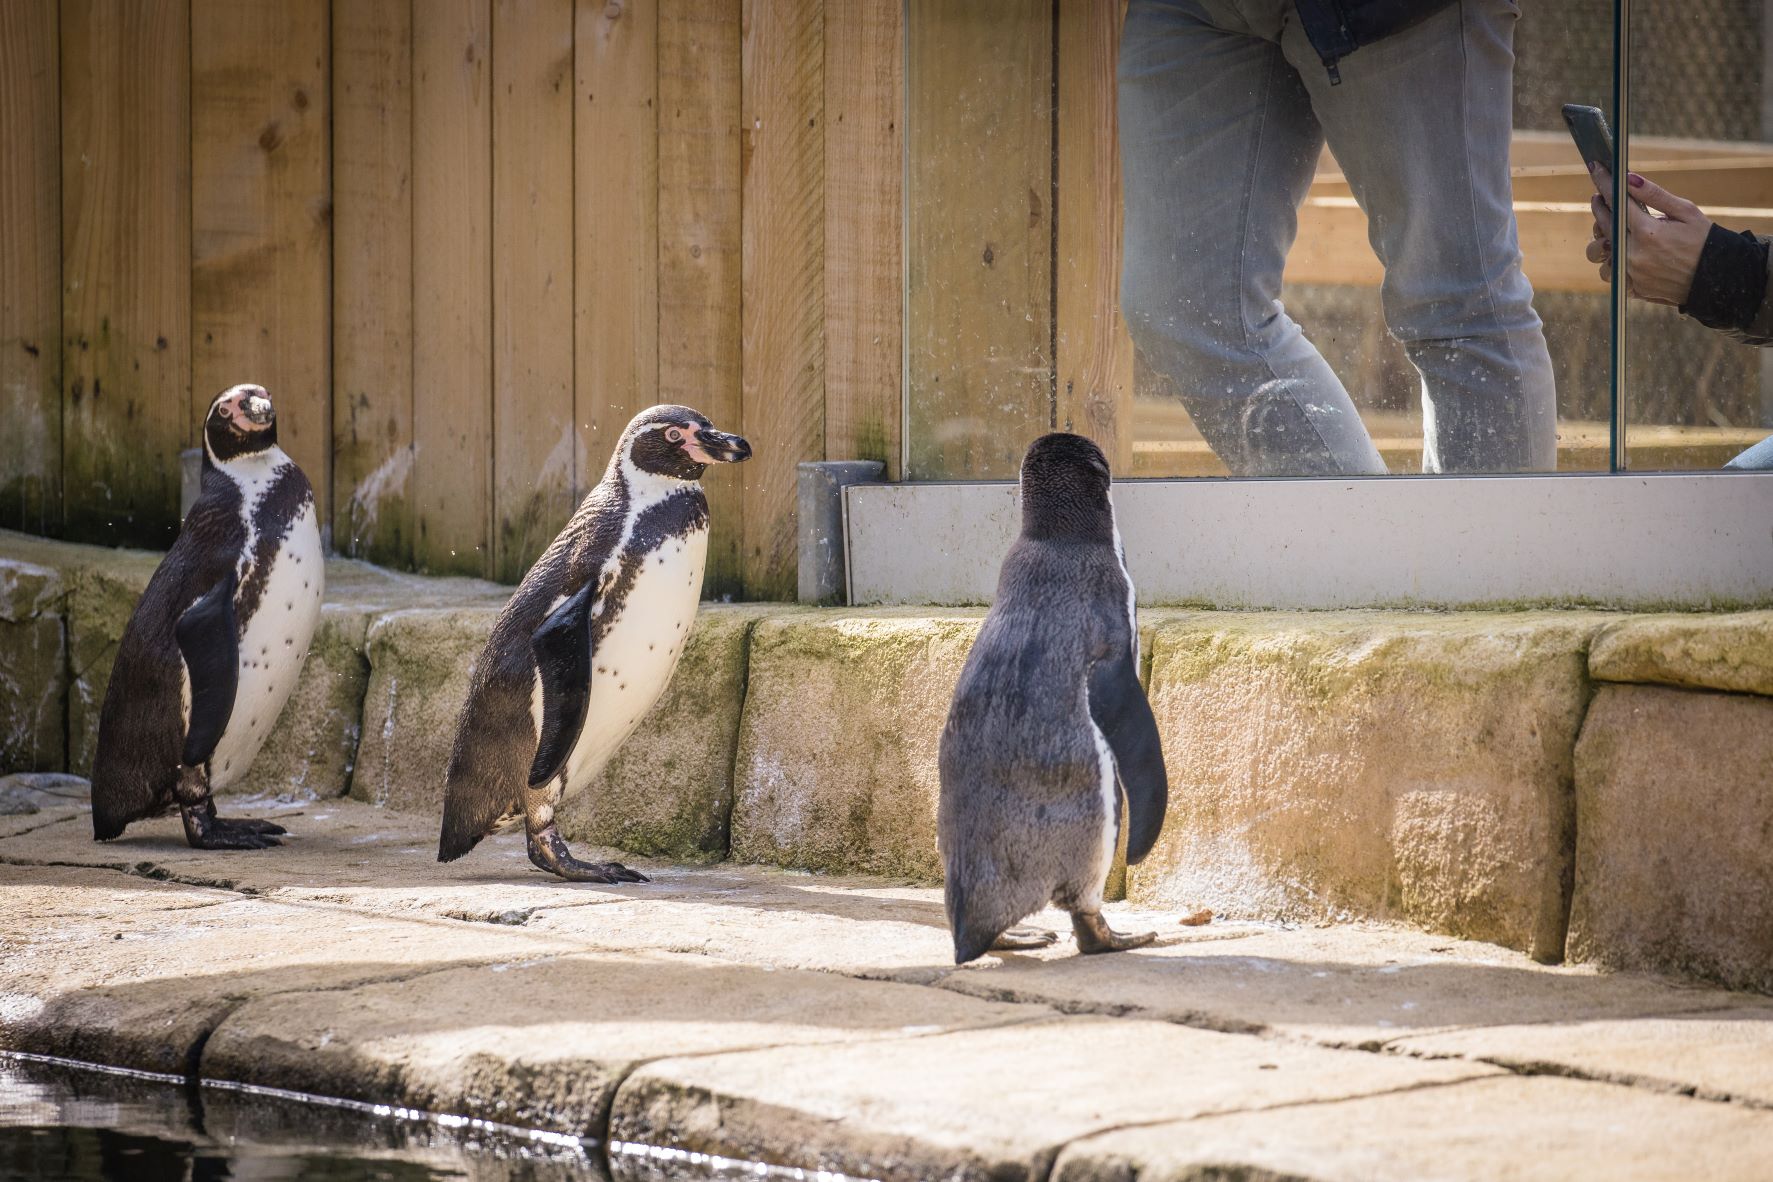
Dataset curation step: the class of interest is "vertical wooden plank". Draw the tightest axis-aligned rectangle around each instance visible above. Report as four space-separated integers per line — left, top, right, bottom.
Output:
575 0 659 495
412 0 493 576
0 1 61 535
904 0 1054 480
658 0 744 596
192 0 332 526
1055 0 1133 472
332 0 415 567
492 0 576 581
740 0 823 600
823 0 901 478
60 0 191 548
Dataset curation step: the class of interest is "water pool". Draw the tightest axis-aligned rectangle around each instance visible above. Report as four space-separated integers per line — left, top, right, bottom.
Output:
0 1053 868 1182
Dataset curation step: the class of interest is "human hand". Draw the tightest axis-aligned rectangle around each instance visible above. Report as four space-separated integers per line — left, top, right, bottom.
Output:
1586 166 1712 306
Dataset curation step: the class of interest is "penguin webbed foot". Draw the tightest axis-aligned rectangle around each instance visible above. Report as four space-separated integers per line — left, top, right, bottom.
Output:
527 823 649 884
1071 911 1156 955
181 804 285 850
990 926 1061 952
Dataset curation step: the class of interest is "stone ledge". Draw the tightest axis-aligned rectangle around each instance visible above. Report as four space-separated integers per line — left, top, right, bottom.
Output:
1589 610 1773 698
349 603 780 863
5 530 1773 986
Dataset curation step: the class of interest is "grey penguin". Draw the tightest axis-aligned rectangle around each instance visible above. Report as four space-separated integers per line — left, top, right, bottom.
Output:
437 404 751 881
91 384 324 849
938 432 1169 964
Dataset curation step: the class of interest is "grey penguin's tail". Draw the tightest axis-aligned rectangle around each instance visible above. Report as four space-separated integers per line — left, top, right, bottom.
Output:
946 876 1010 965
437 655 538 861
437 750 515 862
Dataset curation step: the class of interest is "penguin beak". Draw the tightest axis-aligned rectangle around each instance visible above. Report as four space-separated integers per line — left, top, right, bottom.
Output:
241 393 274 426
685 427 752 464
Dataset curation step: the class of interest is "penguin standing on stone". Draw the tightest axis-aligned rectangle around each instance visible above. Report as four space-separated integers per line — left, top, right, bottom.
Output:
438 405 751 881
939 432 1169 963
91 384 324 849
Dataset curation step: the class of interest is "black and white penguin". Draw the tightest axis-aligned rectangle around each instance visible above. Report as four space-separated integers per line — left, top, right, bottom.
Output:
91 384 324 849
437 404 751 881
938 432 1169 963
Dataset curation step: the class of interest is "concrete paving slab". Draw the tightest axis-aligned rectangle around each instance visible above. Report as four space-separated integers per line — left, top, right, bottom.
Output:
1393 1006 1773 1107
0 862 571 1076
935 922 1750 1048
0 796 647 922
611 1016 1496 1182
204 952 1045 1136
1050 1075 1773 1182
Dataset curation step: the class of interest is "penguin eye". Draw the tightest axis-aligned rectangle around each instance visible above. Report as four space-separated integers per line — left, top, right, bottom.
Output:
665 427 684 444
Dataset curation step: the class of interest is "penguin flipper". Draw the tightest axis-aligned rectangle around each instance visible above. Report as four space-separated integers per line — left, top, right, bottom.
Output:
175 571 240 769
527 576 598 788
1088 648 1169 865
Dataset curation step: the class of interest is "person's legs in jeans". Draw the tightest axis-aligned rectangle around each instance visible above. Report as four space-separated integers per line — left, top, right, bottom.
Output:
1119 0 1386 476
1282 0 1557 473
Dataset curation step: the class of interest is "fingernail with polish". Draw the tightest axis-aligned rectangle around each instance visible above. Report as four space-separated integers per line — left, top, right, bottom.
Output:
1628 172 1645 187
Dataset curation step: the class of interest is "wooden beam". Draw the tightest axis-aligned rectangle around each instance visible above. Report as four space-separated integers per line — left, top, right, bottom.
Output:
332 0 415 568
574 0 660 496
658 0 743 596
412 0 494 576
0 0 61 535
740 0 824 600
60 0 191 549
823 0 902 477
192 0 332 525
1055 0 1133 471
492 0 576 582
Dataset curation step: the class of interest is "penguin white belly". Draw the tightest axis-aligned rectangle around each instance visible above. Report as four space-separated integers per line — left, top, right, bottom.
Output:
1081 719 1119 904
209 503 325 789
559 525 708 795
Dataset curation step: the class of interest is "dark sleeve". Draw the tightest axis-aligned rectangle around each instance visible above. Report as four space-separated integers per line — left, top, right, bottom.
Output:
1680 225 1770 338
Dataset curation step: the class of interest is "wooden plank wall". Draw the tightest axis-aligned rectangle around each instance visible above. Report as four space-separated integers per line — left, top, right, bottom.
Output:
0 0 1128 592
332 0 414 568
0 1 62 535
60 0 192 549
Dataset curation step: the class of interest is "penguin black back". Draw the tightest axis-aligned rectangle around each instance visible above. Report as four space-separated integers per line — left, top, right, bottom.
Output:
938 432 1169 963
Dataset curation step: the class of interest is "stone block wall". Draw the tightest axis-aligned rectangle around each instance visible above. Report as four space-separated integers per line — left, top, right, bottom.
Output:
2 529 1769 990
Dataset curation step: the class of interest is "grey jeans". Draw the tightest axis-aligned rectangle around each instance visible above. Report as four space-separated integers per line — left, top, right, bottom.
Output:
1119 0 1557 475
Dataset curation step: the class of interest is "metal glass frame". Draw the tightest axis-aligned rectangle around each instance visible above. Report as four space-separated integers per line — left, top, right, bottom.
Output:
876 0 1773 610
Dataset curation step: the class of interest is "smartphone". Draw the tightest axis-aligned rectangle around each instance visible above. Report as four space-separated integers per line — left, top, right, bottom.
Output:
1562 103 1616 177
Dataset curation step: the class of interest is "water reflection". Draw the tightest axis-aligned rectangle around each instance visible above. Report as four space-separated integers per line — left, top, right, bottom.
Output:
0 1056 872 1182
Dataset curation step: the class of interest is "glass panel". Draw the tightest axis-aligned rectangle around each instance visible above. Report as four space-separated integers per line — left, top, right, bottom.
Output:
1621 0 1773 471
903 0 1055 481
903 0 1625 479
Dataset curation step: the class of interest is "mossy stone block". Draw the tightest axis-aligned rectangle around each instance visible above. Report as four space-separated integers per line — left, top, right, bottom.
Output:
557 606 787 863
0 558 67 773
349 608 501 815
65 553 163 776
730 610 987 881
1133 611 1613 961
1569 684 1773 993
1589 611 1773 698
